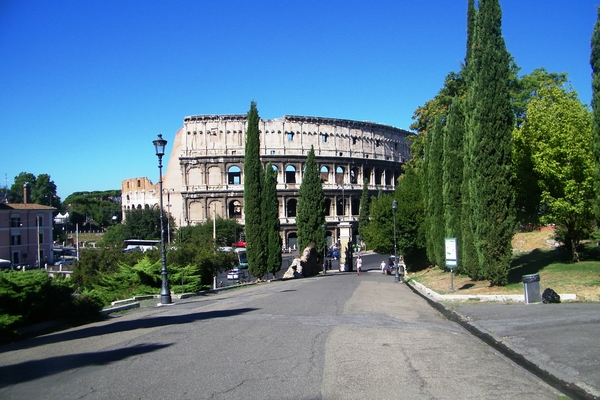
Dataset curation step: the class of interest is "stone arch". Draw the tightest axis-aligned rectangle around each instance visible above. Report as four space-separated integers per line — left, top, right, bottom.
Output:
188 166 202 186
287 231 298 250
351 197 360 215
350 167 359 184
335 166 345 185
385 169 393 186
228 199 242 219
286 198 297 217
208 166 222 186
374 168 383 185
324 198 332 216
320 165 330 183
189 201 204 221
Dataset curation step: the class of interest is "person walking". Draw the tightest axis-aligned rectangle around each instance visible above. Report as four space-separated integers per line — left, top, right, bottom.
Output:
380 260 387 274
356 255 363 275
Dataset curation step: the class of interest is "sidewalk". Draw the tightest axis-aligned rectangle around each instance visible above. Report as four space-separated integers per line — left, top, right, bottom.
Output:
408 281 600 400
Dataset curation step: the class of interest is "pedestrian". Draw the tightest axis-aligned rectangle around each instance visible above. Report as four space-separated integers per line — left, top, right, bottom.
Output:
356 255 362 275
380 260 387 274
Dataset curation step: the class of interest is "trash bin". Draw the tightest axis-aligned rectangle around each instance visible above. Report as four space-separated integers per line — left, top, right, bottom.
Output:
522 273 542 303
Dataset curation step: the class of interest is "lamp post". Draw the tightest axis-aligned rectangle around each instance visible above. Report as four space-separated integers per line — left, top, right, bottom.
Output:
392 199 399 283
153 134 171 305
322 224 327 274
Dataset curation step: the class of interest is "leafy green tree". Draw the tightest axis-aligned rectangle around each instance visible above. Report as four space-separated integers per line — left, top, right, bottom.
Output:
263 163 282 278
465 0 515 286
363 194 395 254
513 69 570 226
515 86 595 261
296 146 326 262
512 68 568 129
63 191 122 230
591 7 600 224
358 178 371 248
9 172 60 207
243 101 266 278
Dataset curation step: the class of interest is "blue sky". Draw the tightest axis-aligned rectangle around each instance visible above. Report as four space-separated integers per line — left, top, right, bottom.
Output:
1 0 598 200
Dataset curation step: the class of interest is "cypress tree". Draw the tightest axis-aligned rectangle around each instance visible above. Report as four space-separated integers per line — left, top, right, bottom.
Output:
424 116 445 267
466 0 515 286
591 7 600 223
443 97 465 257
263 162 282 278
243 101 266 278
296 146 326 270
358 177 371 248
460 0 481 279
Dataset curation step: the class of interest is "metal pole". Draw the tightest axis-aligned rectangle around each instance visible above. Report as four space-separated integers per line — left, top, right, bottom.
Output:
322 224 326 275
154 135 172 305
393 200 399 283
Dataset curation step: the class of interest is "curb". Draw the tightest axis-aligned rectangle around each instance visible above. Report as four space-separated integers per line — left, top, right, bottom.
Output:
407 280 595 400
409 280 577 302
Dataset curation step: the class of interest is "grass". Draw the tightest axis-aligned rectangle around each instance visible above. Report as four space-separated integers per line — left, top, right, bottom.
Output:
410 231 600 301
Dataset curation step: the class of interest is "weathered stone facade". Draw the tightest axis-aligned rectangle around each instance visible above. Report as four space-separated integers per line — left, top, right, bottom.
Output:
122 114 412 248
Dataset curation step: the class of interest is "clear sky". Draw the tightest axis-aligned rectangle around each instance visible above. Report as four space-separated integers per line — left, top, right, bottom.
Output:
1 0 598 200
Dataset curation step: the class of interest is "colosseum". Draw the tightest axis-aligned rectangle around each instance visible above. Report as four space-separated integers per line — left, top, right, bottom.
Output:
122 114 412 250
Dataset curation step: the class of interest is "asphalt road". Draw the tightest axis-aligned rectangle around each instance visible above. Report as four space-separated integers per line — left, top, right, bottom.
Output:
0 253 565 399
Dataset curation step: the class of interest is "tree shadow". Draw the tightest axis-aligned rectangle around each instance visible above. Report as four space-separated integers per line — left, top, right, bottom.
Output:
0 343 171 387
0 307 257 354
458 283 475 290
508 248 568 284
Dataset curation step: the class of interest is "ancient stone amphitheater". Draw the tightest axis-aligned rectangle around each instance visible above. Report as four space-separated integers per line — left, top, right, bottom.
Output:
122 114 412 249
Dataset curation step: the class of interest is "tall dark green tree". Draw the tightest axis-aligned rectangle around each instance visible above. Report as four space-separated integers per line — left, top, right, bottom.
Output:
296 146 326 259
393 165 427 270
460 0 481 279
591 7 600 224
443 98 465 253
357 178 371 248
424 117 445 267
466 0 515 285
263 163 282 278
243 101 266 278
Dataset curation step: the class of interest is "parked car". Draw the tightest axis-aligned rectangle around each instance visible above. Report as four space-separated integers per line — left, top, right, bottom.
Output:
0 259 12 270
227 268 245 281
54 258 75 267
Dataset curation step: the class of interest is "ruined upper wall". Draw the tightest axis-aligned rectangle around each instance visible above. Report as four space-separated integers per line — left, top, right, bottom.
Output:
180 114 412 163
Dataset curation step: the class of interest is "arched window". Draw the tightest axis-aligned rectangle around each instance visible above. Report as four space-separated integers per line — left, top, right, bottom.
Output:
285 165 296 184
228 166 242 185
335 166 345 185
287 199 297 217
229 200 242 218
320 165 329 183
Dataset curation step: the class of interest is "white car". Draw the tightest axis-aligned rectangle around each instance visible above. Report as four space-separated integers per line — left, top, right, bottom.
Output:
227 268 245 281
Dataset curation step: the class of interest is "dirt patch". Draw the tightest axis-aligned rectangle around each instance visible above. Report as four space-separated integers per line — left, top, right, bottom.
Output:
511 228 555 253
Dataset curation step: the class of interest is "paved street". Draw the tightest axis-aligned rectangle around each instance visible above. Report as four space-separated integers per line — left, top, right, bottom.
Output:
0 254 566 399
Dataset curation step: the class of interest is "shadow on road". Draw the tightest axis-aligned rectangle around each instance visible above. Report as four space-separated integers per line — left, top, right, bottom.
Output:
0 308 258 354
0 343 171 387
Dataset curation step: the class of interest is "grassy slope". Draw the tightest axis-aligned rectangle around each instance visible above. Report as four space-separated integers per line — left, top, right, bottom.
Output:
410 229 600 301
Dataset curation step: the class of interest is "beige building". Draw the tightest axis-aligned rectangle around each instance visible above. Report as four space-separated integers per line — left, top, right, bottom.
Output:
122 114 412 249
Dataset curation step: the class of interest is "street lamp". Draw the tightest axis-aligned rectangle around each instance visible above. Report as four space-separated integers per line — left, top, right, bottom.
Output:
322 224 327 274
392 199 399 283
153 134 171 305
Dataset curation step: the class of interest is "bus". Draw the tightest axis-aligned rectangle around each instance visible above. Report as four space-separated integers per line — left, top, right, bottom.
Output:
234 247 248 269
